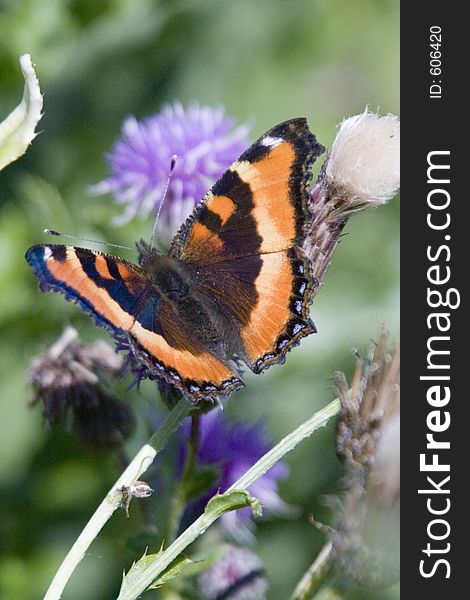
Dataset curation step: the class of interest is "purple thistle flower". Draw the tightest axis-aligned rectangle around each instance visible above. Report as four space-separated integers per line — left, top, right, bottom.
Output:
91 102 251 240
179 410 289 541
198 545 268 600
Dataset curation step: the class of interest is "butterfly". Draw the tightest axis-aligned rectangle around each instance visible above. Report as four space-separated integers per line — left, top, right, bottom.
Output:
26 118 325 403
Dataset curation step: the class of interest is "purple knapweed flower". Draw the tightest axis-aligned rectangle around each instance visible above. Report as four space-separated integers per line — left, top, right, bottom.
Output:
179 409 289 542
91 102 251 240
198 545 268 600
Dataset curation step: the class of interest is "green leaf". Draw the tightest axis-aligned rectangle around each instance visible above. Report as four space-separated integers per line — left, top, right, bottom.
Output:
202 490 262 522
122 549 196 593
147 555 196 589
0 54 43 171
119 491 260 597
124 549 219 593
120 549 163 597
148 546 227 591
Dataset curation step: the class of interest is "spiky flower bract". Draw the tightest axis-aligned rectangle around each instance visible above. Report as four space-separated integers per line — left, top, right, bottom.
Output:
331 331 400 588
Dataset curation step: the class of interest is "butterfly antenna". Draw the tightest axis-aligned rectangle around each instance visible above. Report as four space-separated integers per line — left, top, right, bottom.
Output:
150 154 177 249
44 230 132 251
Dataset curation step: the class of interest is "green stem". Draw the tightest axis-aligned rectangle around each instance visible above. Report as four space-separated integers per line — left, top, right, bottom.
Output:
289 541 334 600
44 399 193 600
309 582 344 600
186 415 201 475
166 415 201 543
228 399 340 492
147 400 194 452
117 398 341 600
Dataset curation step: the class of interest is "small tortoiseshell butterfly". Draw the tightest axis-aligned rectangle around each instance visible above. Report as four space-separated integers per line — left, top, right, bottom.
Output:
26 119 325 402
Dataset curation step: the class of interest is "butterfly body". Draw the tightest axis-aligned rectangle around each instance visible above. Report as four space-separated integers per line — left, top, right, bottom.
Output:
26 119 325 402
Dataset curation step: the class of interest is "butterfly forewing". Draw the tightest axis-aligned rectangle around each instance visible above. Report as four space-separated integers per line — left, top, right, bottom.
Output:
25 244 243 401
169 118 323 372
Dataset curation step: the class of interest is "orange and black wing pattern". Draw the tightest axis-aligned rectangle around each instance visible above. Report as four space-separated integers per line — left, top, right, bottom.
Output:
170 118 324 373
26 119 323 400
25 244 242 401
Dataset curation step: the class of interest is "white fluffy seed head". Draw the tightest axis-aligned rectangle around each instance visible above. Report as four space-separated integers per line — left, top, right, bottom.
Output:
324 109 400 213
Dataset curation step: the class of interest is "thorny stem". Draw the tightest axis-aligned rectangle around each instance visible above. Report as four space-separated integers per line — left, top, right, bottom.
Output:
43 399 193 600
117 398 341 600
289 541 334 600
166 414 201 543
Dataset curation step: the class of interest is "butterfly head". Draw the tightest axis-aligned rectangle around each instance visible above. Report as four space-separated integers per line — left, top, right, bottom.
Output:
136 239 188 301
136 239 161 270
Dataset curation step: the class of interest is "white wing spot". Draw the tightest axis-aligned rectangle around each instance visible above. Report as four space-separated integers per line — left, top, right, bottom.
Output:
261 136 283 148
43 246 52 261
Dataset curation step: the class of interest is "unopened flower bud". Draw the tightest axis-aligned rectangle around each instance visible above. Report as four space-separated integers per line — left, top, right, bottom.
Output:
119 480 154 518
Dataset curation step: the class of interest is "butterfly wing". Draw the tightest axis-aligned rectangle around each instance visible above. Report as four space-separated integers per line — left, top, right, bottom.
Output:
26 244 243 401
170 118 324 373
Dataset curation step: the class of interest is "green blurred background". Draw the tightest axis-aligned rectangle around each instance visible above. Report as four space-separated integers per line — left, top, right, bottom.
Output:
0 1 399 599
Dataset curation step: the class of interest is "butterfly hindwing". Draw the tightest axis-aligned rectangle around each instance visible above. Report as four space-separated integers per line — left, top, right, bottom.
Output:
25 244 243 401
170 118 323 372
